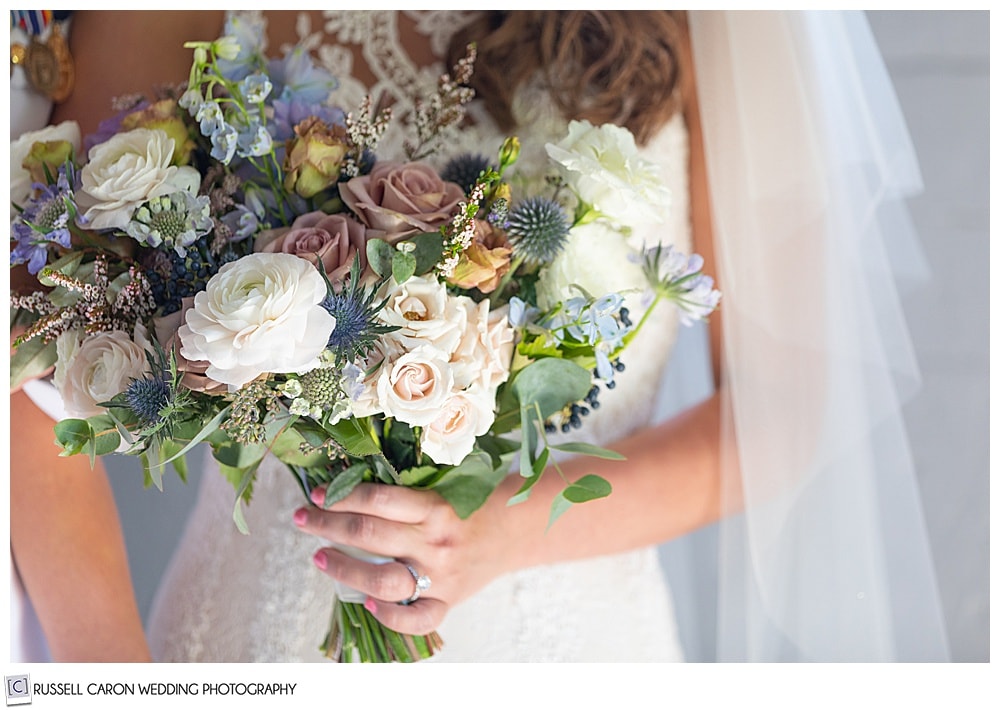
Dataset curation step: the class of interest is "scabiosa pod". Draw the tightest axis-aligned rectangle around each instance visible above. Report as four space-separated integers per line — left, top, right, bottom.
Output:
641 244 722 326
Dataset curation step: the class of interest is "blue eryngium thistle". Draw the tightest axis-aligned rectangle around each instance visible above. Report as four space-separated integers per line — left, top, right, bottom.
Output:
506 196 570 265
124 377 171 424
440 153 494 194
320 257 398 367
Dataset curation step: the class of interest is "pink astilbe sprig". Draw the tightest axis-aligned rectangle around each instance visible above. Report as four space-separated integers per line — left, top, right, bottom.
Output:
11 255 156 347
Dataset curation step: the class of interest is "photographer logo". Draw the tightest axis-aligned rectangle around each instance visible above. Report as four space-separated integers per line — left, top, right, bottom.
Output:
4 675 31 706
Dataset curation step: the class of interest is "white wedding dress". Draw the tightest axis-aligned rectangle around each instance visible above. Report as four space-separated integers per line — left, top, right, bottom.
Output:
147 10 690 663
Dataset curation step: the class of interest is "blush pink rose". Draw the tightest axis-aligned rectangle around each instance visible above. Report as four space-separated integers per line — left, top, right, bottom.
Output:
339 161 465 243
255 210 368 285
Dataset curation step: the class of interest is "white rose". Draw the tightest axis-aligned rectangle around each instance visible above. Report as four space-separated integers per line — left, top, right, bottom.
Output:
178 252 336 389
449 299 514 392
76 128 200 230
349 337 404 418
545 119 670 226
536 221 647 312
420 385 496 466
10 120 81 207
53 325 152 418
376 347 454 427
377 274 466 355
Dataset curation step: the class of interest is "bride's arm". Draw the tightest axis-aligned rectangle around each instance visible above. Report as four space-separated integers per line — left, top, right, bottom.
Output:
296 27 729 635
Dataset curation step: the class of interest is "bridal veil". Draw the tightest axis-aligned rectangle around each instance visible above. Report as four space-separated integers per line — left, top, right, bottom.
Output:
686 11 950 661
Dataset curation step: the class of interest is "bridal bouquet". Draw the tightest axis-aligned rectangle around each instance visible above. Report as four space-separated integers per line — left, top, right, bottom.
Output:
10 27 719 663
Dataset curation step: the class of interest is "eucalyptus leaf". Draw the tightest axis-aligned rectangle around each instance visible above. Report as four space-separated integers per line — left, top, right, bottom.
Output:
391 250 417 284
326 417 382 457
433 450 513 519
53 419 94 457
408 232 445 275
399 465 442 487
547 475 612 529
549 442 626 461
323 462 369 507
9 337 56 390
511 358 592 422
507 447 548 506
366 239 395 279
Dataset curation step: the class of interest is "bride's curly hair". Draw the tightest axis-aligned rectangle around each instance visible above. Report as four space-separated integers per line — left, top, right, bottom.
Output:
447 10 689 146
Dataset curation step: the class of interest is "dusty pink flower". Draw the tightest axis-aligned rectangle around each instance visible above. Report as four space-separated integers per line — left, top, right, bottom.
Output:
255 210 369 285
339 161 464 243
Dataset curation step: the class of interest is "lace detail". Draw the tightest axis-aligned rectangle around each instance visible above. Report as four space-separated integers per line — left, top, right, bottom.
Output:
148 10 689 663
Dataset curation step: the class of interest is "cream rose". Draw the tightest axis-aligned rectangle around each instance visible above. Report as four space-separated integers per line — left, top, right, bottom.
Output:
53 325 152 419
178 252 336 389
76 128 200 231
348 337 404 419
255 210 369 285
10 120 81 207
377 274 466 355
449 299 514 392
339 161 465 243
545 120 670 226
376 347 455 427
536 221 647 312
420 385 496 466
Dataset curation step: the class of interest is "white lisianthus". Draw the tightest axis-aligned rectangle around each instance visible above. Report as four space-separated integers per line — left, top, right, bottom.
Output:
545 119 670 226
178 252 336 389
421 385 496 466
53 324 152 418
10 120 81 207
536 221 647 312
377 274 466 354
76 128 200 230
376 347 455 427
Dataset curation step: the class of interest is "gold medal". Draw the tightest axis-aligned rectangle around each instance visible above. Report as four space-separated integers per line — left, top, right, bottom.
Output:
10 21 74 102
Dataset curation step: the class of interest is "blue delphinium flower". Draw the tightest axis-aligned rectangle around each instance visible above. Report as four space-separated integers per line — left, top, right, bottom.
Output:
268 46 338 106
215 14 267 82
241 74 273 104
270 98 345 143
210 123 239 163
10 168 76 274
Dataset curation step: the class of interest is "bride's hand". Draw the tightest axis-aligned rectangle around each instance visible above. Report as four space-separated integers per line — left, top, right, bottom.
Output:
293 482 516 635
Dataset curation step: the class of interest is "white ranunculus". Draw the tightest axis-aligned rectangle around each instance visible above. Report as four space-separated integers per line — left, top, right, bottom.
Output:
545 119 670 226
536 221 647 312
53 325 152 419
10 120 82 207
178 252 336 389
377 274 466 355
421 385 496 466
76 128 200 231
376 347 455 427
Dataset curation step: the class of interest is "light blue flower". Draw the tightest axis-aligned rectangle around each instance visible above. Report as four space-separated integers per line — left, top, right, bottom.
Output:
268 46 337 106
237 123 273 158
241 74 273 104
508 297 539 328
196 101 225 136
210 123 239 163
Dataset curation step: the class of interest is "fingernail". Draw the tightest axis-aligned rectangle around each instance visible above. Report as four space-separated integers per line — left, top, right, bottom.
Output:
293 508 308 526
364 597 377 614
310 487 325 506
313 551 327 570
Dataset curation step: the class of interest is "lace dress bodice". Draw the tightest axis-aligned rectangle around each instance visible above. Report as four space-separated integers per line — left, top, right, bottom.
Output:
147 10 690 662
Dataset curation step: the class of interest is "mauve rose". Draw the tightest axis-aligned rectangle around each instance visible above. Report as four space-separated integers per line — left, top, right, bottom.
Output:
255 210 368 284
152 297 227 395
339 161 465 243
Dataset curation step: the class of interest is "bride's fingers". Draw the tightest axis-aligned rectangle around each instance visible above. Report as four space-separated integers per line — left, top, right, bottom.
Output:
364 596 448 637
310 482 435 525
295 505 418 558
312 548 433 606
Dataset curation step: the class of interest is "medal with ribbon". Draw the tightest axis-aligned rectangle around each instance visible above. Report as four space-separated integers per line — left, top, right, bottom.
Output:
10 10 74 103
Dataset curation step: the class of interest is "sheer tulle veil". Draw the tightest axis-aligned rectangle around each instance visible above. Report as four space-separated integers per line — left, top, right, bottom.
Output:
686 11 950 661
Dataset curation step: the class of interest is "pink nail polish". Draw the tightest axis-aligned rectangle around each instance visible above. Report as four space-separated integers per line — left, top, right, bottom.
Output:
364 597 377 614
293 508 308 526
313 551 327 570
310 487 325 506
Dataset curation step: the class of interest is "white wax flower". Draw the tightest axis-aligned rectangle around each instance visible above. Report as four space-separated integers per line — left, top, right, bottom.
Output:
545 119 670 226
421 385 496 466
10 120 81 207
53 325 152 419
178 252 336 389
77 128 200 230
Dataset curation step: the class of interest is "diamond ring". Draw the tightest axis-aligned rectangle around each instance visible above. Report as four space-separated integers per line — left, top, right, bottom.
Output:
400 563 432 605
